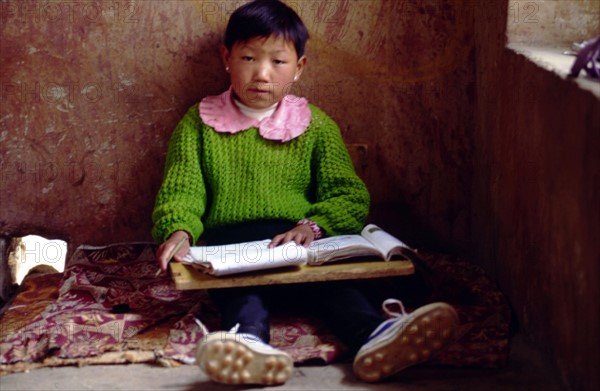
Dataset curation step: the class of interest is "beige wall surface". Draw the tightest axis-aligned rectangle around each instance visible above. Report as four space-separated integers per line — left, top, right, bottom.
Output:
507 0 600 45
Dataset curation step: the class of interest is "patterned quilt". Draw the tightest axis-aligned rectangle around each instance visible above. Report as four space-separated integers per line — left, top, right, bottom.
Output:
0 243 510 374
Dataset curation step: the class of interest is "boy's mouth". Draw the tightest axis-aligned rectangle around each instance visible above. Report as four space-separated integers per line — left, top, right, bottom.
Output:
248 87 270 94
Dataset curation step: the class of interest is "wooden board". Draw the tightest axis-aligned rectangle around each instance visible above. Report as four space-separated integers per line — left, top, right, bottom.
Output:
169 259 414 290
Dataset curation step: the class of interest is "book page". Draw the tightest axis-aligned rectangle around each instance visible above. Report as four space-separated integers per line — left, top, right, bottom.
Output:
182 239 307 276
360 224 411 260
306 235 381 265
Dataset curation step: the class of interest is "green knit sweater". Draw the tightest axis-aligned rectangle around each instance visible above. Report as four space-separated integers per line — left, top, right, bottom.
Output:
152 103 370 243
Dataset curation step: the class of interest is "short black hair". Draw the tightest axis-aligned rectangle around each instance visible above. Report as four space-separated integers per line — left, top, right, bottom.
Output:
224 0 309 58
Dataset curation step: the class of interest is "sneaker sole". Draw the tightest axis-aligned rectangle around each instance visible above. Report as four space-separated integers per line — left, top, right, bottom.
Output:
196 334 293 386
353 302 459 382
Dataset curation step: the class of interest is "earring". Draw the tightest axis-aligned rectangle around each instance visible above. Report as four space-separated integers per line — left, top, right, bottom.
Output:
225 66 230 72
294 75 298 81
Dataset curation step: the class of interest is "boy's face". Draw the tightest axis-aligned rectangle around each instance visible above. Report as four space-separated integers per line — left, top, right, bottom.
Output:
222 35 306 110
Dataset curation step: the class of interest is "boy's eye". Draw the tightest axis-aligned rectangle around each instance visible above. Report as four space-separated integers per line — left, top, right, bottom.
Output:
273 59 286 65
242 56 254 61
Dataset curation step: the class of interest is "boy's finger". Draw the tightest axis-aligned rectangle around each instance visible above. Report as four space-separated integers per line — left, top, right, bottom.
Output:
293 234 305 246
156 245 168 268
173 243 190 262
268 234 284 248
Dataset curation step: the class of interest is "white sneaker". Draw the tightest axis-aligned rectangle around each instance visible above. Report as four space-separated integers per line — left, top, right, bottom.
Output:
196 329 293 386
353 299 459 382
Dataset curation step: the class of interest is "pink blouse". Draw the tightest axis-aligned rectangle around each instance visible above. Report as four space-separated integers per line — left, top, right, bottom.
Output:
199 87 311 143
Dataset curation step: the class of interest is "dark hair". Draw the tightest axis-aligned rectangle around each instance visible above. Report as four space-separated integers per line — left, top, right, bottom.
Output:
224 0 309 58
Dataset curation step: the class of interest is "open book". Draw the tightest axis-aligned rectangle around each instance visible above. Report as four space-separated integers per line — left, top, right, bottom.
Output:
182 240 308 277
306 224 415 265
181 224 415 276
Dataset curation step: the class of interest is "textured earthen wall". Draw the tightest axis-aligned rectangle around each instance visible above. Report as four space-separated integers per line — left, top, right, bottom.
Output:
474 1 600 390
0 0 475 252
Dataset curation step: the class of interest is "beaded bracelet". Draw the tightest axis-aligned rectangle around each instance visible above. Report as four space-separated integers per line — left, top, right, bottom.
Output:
296 219 323 240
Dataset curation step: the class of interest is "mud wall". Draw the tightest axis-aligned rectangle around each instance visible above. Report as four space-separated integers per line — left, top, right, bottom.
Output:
474 1 600 390
0 0 475 251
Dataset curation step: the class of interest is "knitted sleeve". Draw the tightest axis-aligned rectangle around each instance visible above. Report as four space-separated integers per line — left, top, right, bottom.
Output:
305 108 370 236
151 106 207 243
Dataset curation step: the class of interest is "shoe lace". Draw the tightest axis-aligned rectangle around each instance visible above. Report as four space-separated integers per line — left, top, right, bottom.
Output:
194 320 241 334
363 298 410 343
194 317 210 335
381 298 409 319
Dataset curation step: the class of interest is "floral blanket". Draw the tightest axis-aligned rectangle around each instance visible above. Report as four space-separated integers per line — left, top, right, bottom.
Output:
0 243 510 374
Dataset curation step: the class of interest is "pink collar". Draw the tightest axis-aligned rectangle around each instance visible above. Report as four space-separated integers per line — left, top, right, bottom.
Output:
199 87 311 142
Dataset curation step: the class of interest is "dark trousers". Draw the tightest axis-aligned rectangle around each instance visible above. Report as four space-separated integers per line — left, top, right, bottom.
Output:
204 220 385 352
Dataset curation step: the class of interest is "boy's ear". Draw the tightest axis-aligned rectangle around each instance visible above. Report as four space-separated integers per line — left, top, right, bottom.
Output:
221 45 230 70
295 55 307 81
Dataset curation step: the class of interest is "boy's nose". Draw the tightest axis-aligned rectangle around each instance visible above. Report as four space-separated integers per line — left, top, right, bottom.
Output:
253 63 270 82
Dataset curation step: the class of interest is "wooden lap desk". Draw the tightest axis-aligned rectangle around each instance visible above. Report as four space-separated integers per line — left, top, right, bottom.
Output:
170 259 415 290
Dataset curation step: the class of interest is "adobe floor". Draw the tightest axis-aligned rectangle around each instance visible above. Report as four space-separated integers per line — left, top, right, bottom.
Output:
1 335 564 391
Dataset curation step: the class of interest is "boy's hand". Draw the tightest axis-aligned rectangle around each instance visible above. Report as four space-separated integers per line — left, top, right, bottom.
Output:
156 231 191 272
269 224 315 248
